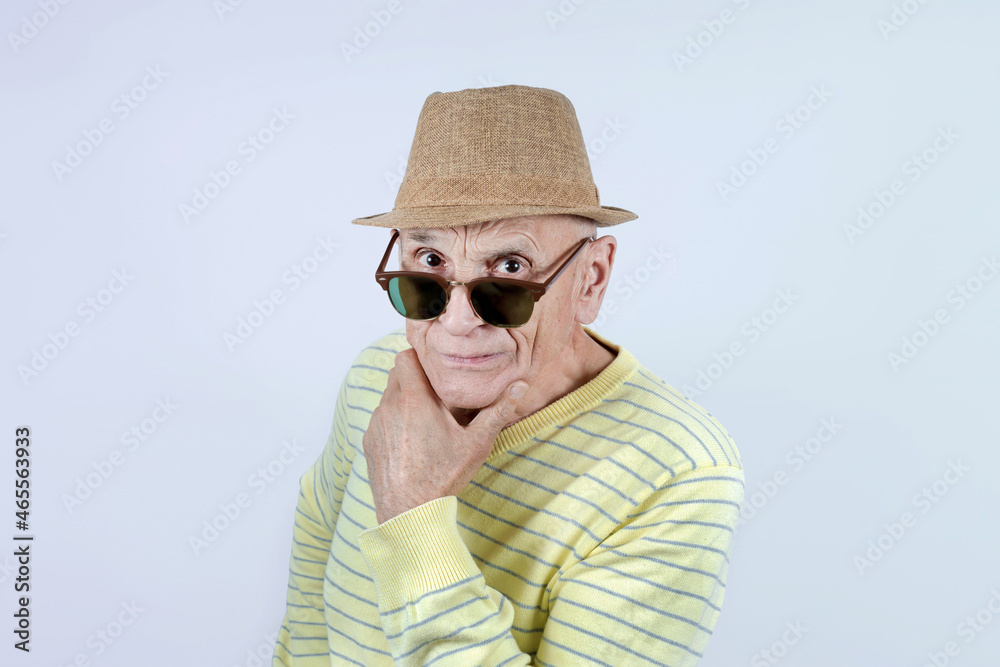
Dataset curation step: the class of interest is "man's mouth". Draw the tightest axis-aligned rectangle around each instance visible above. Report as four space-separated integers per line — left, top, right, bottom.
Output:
437 351 502 366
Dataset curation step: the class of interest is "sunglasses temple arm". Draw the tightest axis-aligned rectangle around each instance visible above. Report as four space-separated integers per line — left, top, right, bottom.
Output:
375 230 401 276
541 236 594 291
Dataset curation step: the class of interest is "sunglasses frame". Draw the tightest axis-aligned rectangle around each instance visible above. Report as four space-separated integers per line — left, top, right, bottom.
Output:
374 229 595 328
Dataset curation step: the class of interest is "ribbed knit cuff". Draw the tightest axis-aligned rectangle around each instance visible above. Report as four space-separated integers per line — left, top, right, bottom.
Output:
356 496 480 610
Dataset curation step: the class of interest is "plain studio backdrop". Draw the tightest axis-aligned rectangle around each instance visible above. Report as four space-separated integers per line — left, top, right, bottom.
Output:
2 1 999 665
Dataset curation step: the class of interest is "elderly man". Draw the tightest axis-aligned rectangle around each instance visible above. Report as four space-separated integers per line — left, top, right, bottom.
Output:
272 84 743 666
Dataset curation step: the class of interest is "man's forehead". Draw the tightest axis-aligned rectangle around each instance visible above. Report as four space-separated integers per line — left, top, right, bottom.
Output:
401 222 544 254
403 213 592 242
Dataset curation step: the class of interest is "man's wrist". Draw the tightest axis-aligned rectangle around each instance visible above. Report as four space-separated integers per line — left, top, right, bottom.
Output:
375 493 441 525
358 496 481 609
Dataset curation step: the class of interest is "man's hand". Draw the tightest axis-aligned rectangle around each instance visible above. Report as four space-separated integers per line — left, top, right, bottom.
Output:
362 348 528 525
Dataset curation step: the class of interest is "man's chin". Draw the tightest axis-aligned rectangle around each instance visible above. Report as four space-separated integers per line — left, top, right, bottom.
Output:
429 378 502 412
438 388 499 412
422 360 512 409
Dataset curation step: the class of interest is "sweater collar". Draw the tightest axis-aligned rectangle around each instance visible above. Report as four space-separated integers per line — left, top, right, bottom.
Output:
489 326 637 458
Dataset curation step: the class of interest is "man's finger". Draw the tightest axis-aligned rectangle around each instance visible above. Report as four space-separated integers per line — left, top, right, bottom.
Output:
381 365 401 403
391 348 447 410
392 348 420 376
392 349 426 388
470 381 528 437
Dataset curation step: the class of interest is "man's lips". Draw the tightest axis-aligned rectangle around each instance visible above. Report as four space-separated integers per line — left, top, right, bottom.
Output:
436 351 502 366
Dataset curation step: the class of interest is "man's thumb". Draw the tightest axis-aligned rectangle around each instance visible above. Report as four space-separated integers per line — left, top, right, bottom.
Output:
474 381 528 434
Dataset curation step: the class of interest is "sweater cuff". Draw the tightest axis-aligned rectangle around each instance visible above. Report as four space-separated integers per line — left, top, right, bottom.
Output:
356 496 480 610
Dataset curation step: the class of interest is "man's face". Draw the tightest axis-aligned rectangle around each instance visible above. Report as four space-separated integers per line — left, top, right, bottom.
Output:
395 215 598 412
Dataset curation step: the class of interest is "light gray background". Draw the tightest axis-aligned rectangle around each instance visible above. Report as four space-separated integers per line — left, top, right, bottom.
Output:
3 1 999 665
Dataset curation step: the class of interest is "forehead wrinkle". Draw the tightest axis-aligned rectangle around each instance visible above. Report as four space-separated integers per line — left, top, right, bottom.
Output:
404 225 544 264
400 228 454 257
466 221 544 261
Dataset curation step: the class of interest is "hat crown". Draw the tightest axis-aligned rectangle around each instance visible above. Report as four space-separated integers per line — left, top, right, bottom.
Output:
395 85 600 210
351 84 636 228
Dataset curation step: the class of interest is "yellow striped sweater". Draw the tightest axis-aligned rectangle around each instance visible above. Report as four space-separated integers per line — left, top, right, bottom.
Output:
272 326 743 666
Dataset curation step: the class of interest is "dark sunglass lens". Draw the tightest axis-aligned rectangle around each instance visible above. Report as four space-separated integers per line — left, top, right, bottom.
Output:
470 282 534 327
388 276 447 320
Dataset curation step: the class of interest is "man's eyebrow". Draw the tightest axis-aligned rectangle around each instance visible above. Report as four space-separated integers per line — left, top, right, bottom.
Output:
482 244 537 262
406 230 438 245
403 232 539 262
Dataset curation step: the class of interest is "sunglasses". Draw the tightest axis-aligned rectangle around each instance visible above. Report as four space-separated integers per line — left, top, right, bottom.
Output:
374 230 594 328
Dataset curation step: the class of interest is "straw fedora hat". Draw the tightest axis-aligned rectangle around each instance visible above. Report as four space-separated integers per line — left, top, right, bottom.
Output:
351 84 637 229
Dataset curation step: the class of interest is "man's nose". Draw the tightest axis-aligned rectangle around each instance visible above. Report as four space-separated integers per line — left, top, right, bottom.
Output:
436 284 484 335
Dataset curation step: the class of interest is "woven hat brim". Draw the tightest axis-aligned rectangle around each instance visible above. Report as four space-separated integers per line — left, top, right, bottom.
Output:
351 204 637 229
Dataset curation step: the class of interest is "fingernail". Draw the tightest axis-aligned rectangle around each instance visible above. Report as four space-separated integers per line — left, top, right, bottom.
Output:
510 382 528 398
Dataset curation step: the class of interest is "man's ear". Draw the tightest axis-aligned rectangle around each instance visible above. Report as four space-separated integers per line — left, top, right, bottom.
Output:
574 235 616 325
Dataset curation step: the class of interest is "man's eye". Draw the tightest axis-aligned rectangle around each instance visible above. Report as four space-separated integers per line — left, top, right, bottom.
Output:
420 253 443 268
501 259 522 274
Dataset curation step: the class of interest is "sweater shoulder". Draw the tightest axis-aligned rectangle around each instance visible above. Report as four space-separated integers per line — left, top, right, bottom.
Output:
584 359 742 476
341 329 410 402
348 328 409 372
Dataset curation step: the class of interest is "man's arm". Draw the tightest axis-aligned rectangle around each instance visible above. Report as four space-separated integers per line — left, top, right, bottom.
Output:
356 495 526 666
272 382 355 666
355 464 743 666
539 464 744 666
